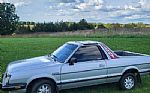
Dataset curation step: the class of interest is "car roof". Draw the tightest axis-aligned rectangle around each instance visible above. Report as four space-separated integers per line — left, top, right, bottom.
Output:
67 41 101 46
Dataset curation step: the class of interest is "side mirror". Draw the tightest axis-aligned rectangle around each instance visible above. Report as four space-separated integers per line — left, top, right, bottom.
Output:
69 58 77 65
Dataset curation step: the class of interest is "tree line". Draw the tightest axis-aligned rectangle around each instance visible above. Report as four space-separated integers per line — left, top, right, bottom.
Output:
0 3 150 35
16 19 94 34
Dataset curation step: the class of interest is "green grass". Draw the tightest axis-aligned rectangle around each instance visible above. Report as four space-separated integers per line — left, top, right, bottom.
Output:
0 37 150 93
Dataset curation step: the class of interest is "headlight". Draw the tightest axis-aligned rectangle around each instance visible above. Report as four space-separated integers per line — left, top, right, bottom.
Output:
4 73 12 85
5 73 11 78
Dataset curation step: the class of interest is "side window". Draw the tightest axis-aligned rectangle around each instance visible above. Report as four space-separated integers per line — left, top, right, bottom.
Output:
73 45 102 62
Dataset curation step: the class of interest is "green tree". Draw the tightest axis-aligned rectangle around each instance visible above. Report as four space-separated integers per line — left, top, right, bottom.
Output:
15 25 31 34
104 23 113 29
137 22 145 28
112 23 122 29
0 3 19 35
97 24 106 29
78 19 89 30
124 23 137 28
69 22 78 31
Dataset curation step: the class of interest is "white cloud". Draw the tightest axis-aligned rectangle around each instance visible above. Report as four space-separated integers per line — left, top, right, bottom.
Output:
46 0 150 23
14 2 25 7
88 0 104 6
124 5 136 10
76 3 87 10
139 0 150 10
0 0 4 3
125 14 150 20
48 0 104 12
4 0 150 23
105 0 150 22
6 0 31 7
75 0 104 10
49 0 76 3
139 0 145 6
125 15 141 19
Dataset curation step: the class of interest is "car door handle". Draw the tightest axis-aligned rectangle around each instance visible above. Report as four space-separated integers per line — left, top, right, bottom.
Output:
99 64 105 67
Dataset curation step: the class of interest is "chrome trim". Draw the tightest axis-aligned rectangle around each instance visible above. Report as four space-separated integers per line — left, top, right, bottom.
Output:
1 83 27 91
59 73 122 84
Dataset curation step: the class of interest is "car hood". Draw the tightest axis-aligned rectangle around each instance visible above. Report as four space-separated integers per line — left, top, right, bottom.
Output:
7 56 61 73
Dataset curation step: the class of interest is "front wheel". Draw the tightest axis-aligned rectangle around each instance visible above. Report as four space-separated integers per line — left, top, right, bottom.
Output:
119 73 137 90
29 79 56 93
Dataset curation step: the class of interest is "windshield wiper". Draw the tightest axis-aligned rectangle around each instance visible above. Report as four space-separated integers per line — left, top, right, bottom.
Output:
51 54 58 62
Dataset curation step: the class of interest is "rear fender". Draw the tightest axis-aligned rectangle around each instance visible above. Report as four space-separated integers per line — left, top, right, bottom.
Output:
122 66 139 75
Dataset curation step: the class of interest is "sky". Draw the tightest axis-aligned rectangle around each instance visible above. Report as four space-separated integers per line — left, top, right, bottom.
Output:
1 0 150 23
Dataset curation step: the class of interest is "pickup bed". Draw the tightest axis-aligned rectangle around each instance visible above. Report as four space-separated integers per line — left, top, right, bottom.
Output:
0 41 150 93
115 51 148 56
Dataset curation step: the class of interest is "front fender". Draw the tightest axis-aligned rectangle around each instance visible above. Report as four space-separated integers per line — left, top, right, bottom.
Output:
26 74 60 86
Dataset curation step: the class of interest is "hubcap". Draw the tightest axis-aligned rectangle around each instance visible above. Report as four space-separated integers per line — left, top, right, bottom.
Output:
37 84 51 93
124 76 135 89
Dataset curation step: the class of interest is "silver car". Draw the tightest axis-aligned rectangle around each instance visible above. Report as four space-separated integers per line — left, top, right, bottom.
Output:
1 41 150 93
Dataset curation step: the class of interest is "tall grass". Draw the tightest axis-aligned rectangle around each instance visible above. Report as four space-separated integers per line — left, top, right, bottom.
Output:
1 29 150 38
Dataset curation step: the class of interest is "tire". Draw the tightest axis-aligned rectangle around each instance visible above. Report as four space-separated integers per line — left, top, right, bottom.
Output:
29 79 56 93
119 73 137 90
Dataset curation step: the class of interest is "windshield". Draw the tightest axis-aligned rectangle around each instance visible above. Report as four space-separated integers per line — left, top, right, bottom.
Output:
51 43 78 63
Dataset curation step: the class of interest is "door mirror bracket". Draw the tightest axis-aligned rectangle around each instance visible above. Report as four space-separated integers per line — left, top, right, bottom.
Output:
69 58 77 65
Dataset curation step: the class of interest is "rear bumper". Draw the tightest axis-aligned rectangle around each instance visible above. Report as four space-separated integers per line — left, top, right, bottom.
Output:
0 82 26 91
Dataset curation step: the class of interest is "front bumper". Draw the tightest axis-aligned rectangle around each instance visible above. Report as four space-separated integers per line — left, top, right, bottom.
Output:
0 83 26 91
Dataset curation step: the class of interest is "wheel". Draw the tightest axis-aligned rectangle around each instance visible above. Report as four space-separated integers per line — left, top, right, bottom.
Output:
29 79 56 93
119 73 137 90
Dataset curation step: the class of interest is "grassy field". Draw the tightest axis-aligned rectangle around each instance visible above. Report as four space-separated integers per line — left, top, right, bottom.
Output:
0 37 150 93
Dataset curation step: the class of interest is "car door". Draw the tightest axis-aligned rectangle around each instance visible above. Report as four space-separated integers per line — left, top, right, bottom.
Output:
61 45 107 89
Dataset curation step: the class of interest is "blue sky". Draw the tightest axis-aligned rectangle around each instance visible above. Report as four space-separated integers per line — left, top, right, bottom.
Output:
1 0 150 23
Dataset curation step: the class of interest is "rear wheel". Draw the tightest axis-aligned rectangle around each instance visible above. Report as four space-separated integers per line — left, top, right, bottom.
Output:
120 73 137 90
29 79 56 93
